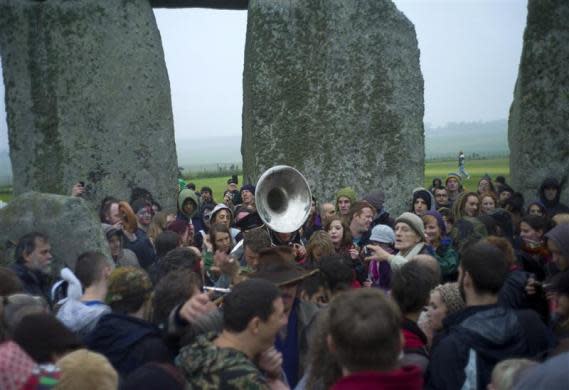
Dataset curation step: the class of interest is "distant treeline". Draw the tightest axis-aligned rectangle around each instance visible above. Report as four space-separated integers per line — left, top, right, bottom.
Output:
181 163 242 180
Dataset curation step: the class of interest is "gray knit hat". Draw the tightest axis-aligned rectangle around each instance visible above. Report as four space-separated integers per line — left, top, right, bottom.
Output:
395 212 425 241
369 224 395 244
434 283 465 315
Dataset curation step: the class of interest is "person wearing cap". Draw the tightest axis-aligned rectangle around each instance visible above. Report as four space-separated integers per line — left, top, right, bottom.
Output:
210 203 240 242
366 212 431 271
411 187 435 217
335 186 357 218
362 190 396 228
176 188 204 250
250 247 319 388
425 283 465 342
85 267 172 376
538 177 569 217
226 177 242 206
199 186 216 217
366 224 395 290
445 173 463 205
239 184 256 209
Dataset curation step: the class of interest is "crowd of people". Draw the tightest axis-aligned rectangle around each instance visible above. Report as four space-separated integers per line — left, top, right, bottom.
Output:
1 171 569 389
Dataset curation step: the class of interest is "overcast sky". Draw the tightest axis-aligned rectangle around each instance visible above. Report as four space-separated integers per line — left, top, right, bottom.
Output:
0 0 527 149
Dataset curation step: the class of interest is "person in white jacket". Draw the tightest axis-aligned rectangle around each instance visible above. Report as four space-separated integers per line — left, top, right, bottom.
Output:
56 251 113 338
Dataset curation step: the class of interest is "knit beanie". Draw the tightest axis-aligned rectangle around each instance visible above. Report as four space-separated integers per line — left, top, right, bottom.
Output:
395 212 425 241
445 173 462 186
424 210 447 236
434 283 465 315
369 224 395 244
335 187 357 206
413 189 432 210
545 223 569 260
211 203 233 222
362 190 385 211
240 184 256 194
56 349 118 390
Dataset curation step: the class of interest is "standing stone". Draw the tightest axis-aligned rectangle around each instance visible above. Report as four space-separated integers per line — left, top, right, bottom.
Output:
0 0 178 209
243 0 424 214
0 192 110 275
509 0 569 205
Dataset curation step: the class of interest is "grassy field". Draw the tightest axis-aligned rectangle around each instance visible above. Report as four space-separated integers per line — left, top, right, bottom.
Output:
0 158 509 204
423 157 509 190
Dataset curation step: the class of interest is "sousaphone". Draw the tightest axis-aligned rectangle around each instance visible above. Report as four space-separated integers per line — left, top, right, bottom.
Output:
255 165 312 233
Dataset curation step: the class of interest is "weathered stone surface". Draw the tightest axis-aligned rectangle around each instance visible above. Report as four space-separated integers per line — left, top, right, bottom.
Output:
150 0 248 9
509 0 569 205
242 0 424 214
0 0 178 209
0 192 110 274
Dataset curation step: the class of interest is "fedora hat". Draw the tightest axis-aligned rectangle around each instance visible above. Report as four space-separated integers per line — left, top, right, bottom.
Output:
250 246 317 287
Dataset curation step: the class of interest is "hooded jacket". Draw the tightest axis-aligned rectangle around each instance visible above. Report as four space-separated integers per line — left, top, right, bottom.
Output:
56 299 110 338
177 189 199 220
176 333 269 389
84 313 172 376
426 305 555 390
176 188 205 248
538 177 569 216
335 187 357 212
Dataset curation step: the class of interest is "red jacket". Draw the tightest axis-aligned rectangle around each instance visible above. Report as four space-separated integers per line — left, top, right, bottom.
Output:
331 366 423 390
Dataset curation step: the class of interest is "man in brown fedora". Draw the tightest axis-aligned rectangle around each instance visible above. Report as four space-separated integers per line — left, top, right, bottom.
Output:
170 246 319 389
249 247 320 388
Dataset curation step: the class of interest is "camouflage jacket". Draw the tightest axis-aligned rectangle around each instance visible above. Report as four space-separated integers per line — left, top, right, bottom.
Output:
176 332 269 390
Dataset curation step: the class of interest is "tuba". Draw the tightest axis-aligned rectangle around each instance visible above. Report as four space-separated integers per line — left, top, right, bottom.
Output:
255 165 312 233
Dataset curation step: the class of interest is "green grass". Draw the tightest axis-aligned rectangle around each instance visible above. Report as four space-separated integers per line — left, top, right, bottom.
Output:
0 158 510 204
185 175 244 201
423 158 509 190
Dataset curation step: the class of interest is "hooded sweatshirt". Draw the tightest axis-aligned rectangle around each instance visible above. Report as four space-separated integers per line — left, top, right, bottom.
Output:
56 299 110 338
538 177 569 216
426 305 554 390
176 333 269 389
176 188 204 248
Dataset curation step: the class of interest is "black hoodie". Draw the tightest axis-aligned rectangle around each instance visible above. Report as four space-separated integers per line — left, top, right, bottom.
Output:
84 313 173 377
426 305 555 390
538 177 569 216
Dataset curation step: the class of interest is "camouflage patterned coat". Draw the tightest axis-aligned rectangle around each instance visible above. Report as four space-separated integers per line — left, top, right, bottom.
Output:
176 333 269 389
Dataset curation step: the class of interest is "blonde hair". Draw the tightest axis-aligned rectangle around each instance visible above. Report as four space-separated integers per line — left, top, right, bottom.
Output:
148 211 174 243
56 349 118 390
306 231 335 261
490 358 536 390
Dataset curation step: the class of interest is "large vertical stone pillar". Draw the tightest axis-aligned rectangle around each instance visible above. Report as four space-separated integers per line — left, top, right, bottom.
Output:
242 0 424 213
509 0 569 205
0 0 178 209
